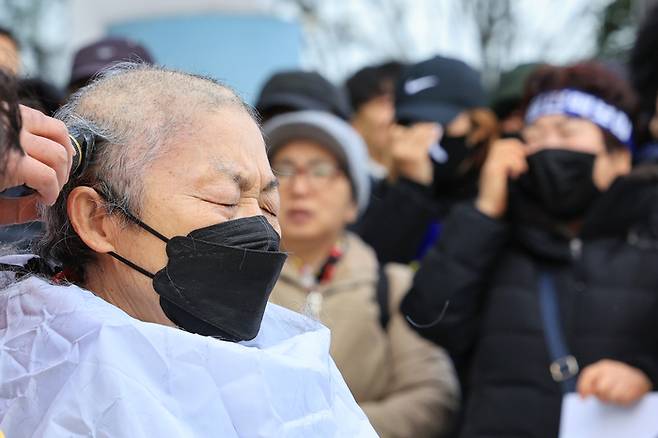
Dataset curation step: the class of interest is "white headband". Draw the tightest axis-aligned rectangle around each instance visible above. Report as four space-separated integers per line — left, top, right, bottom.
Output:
525 89 633 148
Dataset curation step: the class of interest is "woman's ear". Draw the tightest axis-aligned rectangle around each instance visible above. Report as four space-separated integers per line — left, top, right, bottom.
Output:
67 186 118 254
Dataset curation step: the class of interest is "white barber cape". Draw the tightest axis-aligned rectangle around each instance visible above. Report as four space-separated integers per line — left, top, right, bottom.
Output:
0 272 376 437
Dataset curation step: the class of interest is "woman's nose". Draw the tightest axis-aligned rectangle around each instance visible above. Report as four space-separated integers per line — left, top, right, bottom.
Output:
236 201 281 236
289 172 312 196
238 199 266 218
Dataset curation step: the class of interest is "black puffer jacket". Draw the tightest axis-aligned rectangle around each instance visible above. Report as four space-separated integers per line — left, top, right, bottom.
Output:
401 166 658 438
352 177 439 264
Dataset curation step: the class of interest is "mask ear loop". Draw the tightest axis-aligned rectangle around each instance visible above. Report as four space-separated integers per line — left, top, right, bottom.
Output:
107 251 156 279
93 183 170 243
92 183 171 280
116 208 170 244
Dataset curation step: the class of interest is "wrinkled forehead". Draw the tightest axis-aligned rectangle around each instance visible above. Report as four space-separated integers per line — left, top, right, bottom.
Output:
147 108 272 191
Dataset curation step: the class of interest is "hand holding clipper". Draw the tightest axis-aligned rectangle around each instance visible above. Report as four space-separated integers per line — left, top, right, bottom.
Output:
0 106 85 225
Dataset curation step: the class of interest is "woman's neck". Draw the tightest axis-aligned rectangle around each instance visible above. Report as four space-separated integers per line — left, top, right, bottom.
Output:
83 260 174 327
283 233 342 271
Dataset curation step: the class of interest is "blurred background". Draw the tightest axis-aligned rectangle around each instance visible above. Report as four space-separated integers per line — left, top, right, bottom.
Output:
0 0 652 103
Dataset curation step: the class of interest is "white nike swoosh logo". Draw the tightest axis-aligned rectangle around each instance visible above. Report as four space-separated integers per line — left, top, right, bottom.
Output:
429 142 448 163
404 76 440 95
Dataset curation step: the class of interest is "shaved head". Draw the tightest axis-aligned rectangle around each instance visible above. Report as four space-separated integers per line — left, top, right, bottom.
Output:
74 65 248 152
60 64 251 204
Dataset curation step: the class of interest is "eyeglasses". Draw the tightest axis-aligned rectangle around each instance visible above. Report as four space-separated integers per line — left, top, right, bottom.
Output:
272 161 343 189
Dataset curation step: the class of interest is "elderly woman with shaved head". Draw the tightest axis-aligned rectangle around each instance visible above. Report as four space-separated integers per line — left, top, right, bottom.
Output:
0 64 376 437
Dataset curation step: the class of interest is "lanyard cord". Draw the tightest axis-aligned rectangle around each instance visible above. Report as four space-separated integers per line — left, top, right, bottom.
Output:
315 245 343 284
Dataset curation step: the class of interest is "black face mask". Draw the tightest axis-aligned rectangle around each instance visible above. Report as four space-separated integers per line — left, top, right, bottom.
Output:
108 214 288 342
432 135 481 198
501 131 523 141
517 149 601 221
432 135 470 184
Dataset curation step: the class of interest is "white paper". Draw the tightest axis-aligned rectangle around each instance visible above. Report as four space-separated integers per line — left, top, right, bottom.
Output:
560 392 658 438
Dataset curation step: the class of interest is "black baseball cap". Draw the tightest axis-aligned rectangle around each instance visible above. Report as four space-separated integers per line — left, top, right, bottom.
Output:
255 70 352 121
395 55 486 126
69 37 154 88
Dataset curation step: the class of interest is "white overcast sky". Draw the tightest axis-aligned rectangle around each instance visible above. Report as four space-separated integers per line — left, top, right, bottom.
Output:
276 0 615 82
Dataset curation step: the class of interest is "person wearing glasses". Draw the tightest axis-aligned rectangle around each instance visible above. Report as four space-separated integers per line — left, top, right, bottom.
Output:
264 110 459 438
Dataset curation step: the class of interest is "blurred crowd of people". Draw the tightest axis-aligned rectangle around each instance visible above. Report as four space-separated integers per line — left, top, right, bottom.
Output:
2 3 658 437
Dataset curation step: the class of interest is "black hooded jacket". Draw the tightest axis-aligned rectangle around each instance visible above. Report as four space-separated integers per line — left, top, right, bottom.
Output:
401 166 658 437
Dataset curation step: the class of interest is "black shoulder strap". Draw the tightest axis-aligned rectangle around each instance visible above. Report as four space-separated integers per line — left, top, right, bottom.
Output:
376 265 391 330
538 271 579 393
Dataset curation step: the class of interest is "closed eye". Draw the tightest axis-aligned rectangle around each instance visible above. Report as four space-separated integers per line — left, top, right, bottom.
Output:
196 196 238 209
